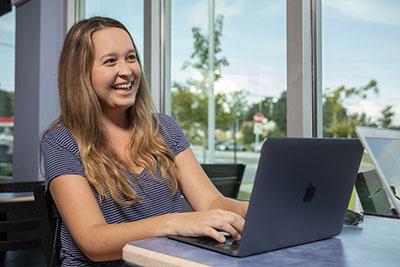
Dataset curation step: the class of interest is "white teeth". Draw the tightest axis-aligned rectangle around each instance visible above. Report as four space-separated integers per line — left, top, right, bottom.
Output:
113 82 132 90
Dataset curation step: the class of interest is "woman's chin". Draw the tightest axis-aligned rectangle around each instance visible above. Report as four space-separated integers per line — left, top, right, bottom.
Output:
113 96 136 110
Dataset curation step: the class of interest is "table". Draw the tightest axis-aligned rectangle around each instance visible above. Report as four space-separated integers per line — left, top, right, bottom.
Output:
123 216 400 267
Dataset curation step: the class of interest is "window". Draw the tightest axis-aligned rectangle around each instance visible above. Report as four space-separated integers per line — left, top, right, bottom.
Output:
0 7 15 176
85 0 144 60
170 0 287 198
322 1 400 212
322 1 400 138
322 1 400 171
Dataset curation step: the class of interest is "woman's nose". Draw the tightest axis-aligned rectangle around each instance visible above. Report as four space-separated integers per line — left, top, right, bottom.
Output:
118 61 133 77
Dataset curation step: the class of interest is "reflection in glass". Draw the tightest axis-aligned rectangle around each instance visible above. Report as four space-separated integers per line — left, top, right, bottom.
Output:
171 1 287 198
0 7 15 177
365 138 400 201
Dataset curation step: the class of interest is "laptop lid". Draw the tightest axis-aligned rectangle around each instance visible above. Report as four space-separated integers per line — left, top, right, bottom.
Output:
356 126 400 216
238 137 363 257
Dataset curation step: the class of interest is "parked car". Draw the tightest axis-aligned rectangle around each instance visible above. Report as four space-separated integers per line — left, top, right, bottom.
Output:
216 141 246 151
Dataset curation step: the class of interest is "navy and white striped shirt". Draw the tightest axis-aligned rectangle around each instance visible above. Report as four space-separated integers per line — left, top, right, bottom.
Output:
41 113 190 266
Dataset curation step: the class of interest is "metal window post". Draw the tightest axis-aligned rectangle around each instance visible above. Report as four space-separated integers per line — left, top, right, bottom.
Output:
287 0 321 137
207 0 215 163
144 0 171 114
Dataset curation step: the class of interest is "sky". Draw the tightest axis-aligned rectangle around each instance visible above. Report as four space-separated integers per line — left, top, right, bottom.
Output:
322 0 400 123
0 0 399 123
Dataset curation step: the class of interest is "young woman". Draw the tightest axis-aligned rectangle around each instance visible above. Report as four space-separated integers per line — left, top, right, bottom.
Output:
41 16 248 266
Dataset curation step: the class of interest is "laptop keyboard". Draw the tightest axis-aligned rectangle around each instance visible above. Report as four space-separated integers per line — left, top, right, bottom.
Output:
168 234 241 256
196 236 241 252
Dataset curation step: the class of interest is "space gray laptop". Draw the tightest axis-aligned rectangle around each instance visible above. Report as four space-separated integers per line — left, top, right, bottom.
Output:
169 137 364 257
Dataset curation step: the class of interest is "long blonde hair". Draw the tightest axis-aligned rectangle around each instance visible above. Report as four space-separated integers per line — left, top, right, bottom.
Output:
55 16 178 205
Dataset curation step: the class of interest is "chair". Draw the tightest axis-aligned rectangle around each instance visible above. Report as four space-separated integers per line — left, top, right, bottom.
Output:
201 163 246 199
0 180 43 254
181 163 246 211
0 179 60 267
34 182 61 267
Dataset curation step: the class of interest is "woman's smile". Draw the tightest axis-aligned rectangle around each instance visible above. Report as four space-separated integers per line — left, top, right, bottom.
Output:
111 81 134 96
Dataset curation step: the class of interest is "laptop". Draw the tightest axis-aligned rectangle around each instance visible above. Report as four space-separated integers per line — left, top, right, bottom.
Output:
169 137 364 257
356 126 400 217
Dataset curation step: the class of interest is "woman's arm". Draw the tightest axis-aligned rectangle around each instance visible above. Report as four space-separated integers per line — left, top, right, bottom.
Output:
50 172 245 262
175 148 249 218
50 175 172 261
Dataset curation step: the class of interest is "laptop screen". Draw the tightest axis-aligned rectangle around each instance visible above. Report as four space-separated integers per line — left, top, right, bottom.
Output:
364 137 400 201
356 126 400 216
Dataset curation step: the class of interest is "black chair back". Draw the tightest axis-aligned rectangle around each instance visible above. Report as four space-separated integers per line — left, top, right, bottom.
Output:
0 179 60 267
34 183 61 267
181 164 246 211
201 163 246 199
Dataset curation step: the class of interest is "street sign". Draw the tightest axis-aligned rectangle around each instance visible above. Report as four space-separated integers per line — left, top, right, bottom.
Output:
253 112 264 123
253 123 262 135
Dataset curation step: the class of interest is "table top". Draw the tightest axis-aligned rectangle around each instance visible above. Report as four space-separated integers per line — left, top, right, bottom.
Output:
123 216 400 267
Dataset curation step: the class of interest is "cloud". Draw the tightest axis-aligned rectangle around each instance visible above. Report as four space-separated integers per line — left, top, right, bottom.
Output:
346 100 381 117
255 0 285 17
214 70 285 103
325 0 400 27
345 99 400 125
189 0 246 27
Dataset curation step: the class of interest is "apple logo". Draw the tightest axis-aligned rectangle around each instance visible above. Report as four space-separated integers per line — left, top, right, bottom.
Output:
302 182 316 202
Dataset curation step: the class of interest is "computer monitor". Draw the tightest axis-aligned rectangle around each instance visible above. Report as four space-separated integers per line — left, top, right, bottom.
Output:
356 126 400 217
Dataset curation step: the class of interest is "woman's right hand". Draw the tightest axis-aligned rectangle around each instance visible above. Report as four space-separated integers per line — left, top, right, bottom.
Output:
164 209 245 243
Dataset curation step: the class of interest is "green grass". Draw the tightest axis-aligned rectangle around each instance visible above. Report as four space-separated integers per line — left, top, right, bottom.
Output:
237 190 251 201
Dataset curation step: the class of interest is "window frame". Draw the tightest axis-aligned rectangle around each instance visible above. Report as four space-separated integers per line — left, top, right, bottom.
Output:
79 0 323 137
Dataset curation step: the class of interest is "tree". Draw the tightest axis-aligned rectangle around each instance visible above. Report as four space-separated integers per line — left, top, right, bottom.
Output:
223 90 249 125
323 80 379 137
172 15 235 145
357 112 378 128
0 90 14 117
245 97 274 122
182 15 229 82
244 91 287 140
378 105 395 129
171 83 249 144
269 91 286 136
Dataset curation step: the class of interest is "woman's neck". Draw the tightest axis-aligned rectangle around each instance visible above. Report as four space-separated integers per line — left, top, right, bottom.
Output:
101 109 131 132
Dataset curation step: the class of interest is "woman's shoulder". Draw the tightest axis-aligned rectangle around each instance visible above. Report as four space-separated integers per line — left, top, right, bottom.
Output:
157 113 181 129
41 126 80 155
156 113 190 155
158 112 174 123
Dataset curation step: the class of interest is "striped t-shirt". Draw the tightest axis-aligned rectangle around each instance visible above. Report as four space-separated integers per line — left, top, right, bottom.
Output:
41 113 190 266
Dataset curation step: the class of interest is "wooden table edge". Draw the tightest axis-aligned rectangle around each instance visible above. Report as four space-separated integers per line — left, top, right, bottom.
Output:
123 243 211 267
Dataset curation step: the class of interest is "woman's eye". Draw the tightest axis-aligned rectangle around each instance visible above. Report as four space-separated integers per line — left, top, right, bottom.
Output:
104 58 116 65
127 54 137 61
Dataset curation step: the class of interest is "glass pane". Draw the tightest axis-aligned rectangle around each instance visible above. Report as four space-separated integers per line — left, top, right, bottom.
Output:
365 138 400 195
0 7 15 177
322 1 400 211
170 0 287 199
85 0 144 60
322 1 400 138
